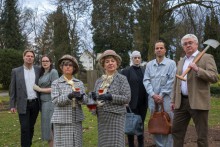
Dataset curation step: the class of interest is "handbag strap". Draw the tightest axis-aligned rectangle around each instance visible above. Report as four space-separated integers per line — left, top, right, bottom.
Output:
127 106 133 113
154 102 165 112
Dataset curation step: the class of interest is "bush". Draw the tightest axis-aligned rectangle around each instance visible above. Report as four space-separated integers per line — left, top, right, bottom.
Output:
0 49 23 89
210 75 220 96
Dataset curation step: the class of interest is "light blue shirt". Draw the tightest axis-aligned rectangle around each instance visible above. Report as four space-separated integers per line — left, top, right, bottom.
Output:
143 57 176 98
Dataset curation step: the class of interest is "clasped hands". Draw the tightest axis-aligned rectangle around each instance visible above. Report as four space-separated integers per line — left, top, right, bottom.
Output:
90 92 112 101
153 94 163 104
68 91 84 101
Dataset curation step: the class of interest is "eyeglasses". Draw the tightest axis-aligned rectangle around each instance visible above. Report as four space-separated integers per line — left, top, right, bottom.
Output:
42 60 50 63
183 41 194 46
64 63 73 67
133 57 141 59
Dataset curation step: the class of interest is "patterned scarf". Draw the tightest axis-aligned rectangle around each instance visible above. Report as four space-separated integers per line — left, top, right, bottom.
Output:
63 75 76 107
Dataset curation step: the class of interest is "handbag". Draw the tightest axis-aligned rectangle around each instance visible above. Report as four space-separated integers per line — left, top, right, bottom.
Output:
125 107 143 135
148 102 171 135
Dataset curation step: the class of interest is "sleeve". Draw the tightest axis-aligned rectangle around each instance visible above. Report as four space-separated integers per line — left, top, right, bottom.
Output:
159 61 176 98
51 80 72 107
196 55 218 83
143 63 155 97
111 75 131 105
50 69 59 82
9 69 16 108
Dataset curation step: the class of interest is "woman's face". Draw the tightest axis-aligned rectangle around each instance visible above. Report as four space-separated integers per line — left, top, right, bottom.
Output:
61 61 74 75
41 56 51 70
104 56 118 74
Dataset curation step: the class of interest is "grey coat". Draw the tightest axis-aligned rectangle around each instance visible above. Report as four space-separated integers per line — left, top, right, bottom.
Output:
9 65 41 114
94 72 131 147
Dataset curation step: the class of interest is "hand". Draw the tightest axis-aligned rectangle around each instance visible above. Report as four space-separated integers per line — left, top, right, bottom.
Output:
68 91 83 101
33 84 42 92
152 94 163 104
90 92 97 101
97 93 112 101
10 108 17 113
189 63 199 72
171 102 175 111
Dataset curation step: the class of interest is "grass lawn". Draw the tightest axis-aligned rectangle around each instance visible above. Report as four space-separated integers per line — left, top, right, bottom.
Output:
0 97 219 146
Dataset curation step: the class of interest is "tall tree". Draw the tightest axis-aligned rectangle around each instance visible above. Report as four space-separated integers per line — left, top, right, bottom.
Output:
92 0 134 68
204 11 220 72
148 0 220 60
53 6 71 69
1 0 25 50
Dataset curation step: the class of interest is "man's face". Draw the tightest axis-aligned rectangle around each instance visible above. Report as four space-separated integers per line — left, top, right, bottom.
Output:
182 38 198 56
23 52 35 65
132 56 141 65
155 42 166 58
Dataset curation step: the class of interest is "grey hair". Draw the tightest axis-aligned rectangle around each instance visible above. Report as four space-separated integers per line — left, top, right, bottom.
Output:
181 34 198 46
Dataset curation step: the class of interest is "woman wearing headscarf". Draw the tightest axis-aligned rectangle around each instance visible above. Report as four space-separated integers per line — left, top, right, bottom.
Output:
121 51 148 147
91 50 131 147
51 55 87 147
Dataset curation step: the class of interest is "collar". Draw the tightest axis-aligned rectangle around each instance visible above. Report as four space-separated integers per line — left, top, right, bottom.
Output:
153 57 167 66
23 65 33 70
185 50 199 59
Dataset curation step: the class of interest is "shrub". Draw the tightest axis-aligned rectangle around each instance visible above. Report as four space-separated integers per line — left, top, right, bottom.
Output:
0 49 23 89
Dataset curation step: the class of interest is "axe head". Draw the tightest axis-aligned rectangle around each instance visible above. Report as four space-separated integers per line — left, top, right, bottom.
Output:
203 39 220 49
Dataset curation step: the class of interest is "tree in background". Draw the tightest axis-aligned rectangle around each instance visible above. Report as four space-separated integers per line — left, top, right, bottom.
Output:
92 0 134 68
204 11 220 72
0 0 25 50
53 6 71 70
0 49 23 89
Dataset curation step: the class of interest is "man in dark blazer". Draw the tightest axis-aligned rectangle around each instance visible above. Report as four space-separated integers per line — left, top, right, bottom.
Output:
121 50 148 147
10 49 41 147
171 34 219 147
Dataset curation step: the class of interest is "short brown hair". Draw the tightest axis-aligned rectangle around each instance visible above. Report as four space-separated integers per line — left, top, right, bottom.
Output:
23 49 35 57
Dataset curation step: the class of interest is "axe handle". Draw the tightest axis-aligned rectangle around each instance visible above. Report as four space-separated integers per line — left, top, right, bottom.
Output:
179 45 210 78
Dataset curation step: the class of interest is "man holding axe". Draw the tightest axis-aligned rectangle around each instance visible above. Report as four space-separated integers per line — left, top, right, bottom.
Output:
171 34 219 147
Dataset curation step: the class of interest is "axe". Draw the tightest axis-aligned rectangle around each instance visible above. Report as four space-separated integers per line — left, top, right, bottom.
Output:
176 39 220 81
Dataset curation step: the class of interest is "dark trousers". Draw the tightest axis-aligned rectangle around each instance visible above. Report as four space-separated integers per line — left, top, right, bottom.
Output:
18 101 39 147
127 105 147 147
172 98 209 147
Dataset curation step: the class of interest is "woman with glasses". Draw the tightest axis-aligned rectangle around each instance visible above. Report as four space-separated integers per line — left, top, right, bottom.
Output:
33 55 59 147
50 54 87 147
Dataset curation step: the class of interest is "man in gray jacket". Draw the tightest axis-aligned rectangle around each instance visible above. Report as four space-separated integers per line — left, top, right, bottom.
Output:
10 49 41 147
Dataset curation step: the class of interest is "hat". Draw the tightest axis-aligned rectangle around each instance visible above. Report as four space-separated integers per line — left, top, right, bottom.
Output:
98 50 122 67
58 54 79 74
131 50 141 58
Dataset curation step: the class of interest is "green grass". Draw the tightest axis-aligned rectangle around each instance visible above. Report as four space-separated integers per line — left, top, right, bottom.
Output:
0 97 219 146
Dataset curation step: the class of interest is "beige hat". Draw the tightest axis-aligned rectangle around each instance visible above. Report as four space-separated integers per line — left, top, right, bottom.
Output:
98 50 122 67
58 54 79 74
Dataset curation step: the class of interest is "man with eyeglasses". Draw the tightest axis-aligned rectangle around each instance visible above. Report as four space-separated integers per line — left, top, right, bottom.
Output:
9 49 41 147
143 40 176 147
171 34 218 147
121 51 148 147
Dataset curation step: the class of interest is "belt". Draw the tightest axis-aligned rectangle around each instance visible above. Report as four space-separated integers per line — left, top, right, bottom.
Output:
27 98 38 103
181 93 188 99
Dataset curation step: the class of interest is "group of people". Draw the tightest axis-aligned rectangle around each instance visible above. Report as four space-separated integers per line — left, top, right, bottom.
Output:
9 33 218 147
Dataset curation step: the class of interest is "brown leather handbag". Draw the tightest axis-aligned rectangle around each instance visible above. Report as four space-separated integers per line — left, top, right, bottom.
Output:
148 102 171 135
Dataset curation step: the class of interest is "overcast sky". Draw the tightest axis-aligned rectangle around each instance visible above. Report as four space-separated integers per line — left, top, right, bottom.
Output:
19 0 56 13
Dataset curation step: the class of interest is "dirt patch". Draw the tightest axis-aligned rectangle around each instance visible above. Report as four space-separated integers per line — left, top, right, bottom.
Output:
127 125 220 147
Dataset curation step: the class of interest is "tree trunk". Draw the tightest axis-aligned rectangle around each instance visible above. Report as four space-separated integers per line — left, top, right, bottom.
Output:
148 0 160 61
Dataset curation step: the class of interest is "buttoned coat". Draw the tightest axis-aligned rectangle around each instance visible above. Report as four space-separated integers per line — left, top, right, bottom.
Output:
94 72 131 147
9 65 41 114
172 53 218 110
121 66 147 109
51 75 86 124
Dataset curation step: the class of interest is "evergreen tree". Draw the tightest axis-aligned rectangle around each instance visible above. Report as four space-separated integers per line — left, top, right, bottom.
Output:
204 11 220 72
53 6 71 69
1 0 25 50
92 0 134 68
